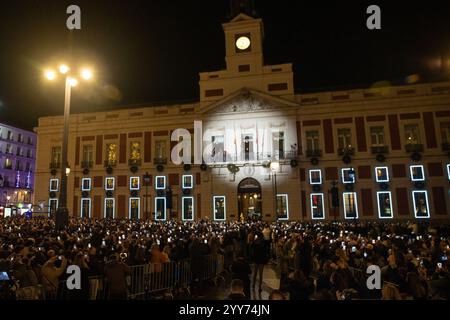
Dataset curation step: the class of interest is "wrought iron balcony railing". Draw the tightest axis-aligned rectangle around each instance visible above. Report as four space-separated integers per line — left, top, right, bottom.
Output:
371 145 389 154
81 161 93 169
405 143 424 153
153 157 167 165
338 147 355 156
128 159 142 166
306 149 322 157
104 160 117 167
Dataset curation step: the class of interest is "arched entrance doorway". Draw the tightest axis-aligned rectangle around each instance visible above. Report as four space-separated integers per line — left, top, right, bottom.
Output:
237 178 262 221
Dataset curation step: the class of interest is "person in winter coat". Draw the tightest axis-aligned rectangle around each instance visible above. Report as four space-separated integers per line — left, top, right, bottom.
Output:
231 254 252 298
41 255 68 298
251 233 269 292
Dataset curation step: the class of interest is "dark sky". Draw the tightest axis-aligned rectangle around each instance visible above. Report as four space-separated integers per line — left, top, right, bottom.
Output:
0 0 449 131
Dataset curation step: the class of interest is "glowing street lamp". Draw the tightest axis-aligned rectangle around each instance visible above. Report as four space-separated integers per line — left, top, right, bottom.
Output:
44 63 94 228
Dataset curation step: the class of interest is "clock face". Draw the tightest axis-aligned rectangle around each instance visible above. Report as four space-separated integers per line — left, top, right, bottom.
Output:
235 36 251 51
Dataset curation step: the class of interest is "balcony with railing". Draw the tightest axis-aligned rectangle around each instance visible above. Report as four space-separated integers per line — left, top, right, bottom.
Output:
338 147 355 156
81 160 93 169
128 159 142 166
104 160 117 167
306 149 322 157
405 143 424 153
153 157 167 165
371 145 389 154
49 162 61 170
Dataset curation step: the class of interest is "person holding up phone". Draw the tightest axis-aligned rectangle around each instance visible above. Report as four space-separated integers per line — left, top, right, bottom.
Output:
41 254 67 298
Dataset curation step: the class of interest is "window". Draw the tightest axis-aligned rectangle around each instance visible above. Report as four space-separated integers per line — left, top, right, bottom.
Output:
27 137 33 145
441 123 450 144
15 160 21 171
81 178 91 191
404 124 420 144
129 198 140 219
413 191 430 218
82 145 93 163
276 194 289 220
154 197 166 221
341 168 356 184
213 196 226 221
105 177 115 191
377 191 393 218
241 134 254 161
16 147 21 156
7 131 12 140
49 179 59 192
343 192 358 219
6 144 11 154
337 128 352 149
309 169 322 184
25 163 30 172
4 158 12 169
182 175 193 189
272 131 285 159
305 131 320 151
130 177 140 190
130 141 141 160
155 140 166 159
310 193 325 219
370 126 385 146
27 149 32 158
155 176 166 190
106 143 117 164
104 198 115 219
80 198 91 218
18 134 23 143
182 197 194 221
375 166 389 182
410 165 425 181
48 199 58 217
211 135 225 162
51 146 61 164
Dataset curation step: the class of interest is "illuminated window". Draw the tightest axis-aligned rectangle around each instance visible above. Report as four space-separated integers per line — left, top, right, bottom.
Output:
130 141 141 160
377 191 393 218
105 177 115 191
337 128 352 149
4 158 12 169
182 175 193 189
213 196 226 221
305 130 320 151
211 135 225 162
129 197 140 219
82 145 93 163
412 191 430 218
81 178 91 191
309 169 322 185
370 126 385 146
155 197 166 221
241 134 254 161
182 196 194 221
410 165 425 181
276 194 289 220
104 198 115 219
375 166 389 182
310 193 325 220
155 140 166 159
51 146 61 165
106 143 117 165
272 131 285 160
130 176 140 190
341 168 356 184
343 192 358 219
49 179 59 192
155 176 166 190
80 198 91 218
48 199 58 217
404 124 420 144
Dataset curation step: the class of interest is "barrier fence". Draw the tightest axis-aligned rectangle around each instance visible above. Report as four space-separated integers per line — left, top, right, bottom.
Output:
17 254 224 300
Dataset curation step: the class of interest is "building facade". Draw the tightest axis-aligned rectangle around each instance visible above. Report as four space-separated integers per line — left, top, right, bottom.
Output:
0 122 36 212
34 14 450 221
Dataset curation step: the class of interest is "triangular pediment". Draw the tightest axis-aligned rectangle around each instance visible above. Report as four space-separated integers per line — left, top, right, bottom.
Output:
201 87 299 115
230 13 256 23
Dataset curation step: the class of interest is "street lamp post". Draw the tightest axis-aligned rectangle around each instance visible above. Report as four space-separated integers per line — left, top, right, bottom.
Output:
45 64 93 229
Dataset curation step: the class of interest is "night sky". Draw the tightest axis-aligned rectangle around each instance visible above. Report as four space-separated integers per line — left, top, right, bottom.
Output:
0 0 449 131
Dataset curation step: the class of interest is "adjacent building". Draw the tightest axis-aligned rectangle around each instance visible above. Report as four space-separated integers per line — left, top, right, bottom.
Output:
34 14 450 221
0 122 36 212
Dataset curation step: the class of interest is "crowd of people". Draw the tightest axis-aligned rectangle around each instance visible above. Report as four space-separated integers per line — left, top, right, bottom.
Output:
0 217 449 300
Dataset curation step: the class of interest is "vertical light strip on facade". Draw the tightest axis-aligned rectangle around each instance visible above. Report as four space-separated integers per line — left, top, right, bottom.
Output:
80 198 91 218
129 197 141 219
49 178 59 192
213 196 226 221
48 198 58 217
341 168 356 184
412 190 430 218
343 192 358 219
105 177 115 190
182 196 194 221
104 198 115 218
155 176 166 190
130 176 140 190
155 197 166 221
376 191 393 218
309 169 322 184
310 193 325 220
446 164 450 180
81 178 92 191
276 194 289 220
182 175 193 189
